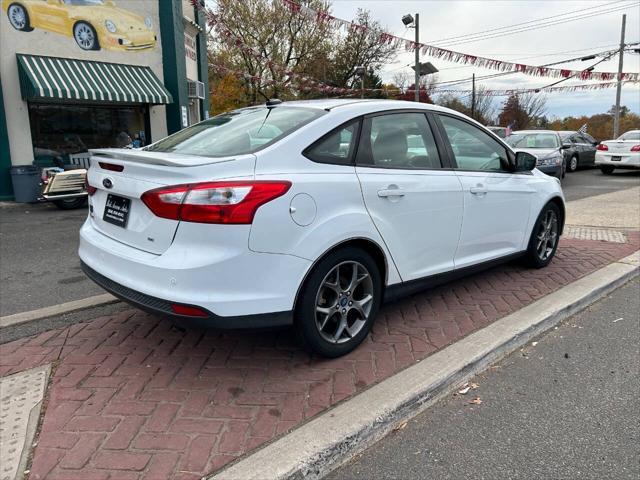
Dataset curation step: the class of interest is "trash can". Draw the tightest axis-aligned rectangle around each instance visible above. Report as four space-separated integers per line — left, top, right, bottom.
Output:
10 165 41 203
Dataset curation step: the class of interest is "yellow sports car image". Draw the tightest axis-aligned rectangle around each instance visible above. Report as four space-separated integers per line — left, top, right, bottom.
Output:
2 0 156 51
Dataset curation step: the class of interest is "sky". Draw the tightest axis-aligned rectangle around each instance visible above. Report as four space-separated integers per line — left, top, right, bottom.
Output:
330 0 640 119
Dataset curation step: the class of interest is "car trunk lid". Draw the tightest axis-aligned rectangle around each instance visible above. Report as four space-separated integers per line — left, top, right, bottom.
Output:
87 149 255 255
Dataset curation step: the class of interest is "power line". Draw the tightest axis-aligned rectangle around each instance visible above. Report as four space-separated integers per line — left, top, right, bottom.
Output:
426 0 626 44
433 3 639 47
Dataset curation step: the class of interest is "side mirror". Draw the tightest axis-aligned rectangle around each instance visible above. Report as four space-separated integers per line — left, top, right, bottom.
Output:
561 144 571 150
514 151 537 172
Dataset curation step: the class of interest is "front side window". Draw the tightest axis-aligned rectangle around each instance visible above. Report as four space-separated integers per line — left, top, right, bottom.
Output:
506 133 560 149
147 106 324 157
361 113 441 169
304 120 359 165
440 115 509 172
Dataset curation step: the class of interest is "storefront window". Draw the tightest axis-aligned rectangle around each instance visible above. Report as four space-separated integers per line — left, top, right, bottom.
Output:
28 103 148 167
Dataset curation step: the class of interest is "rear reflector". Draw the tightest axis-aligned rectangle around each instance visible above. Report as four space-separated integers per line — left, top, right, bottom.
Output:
171 304 209 317
141 181 291 224
85 176 97 196
596 144 608 151
99 162 124 172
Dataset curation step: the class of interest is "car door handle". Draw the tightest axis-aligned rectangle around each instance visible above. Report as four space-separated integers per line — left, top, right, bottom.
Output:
378 188 405 198
470 186 488 195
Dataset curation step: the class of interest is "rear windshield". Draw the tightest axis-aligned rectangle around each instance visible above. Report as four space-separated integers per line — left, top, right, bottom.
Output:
146 106 324 157
619 131 640 141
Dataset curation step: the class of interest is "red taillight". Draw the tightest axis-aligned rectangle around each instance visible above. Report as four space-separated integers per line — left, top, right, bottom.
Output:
141 181 292 224
596 143 608 151
171 304 209 317
99 162 124 172
630 144 640 152
85 176 97 196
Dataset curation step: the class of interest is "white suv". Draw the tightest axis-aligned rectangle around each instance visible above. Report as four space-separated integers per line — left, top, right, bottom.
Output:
79 100 565 357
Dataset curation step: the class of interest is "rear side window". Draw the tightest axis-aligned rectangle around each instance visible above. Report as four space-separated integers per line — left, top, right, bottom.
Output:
146 107 324 157
304 120 360 165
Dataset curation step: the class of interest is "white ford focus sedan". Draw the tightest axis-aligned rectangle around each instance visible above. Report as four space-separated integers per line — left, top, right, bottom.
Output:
80 99 565 357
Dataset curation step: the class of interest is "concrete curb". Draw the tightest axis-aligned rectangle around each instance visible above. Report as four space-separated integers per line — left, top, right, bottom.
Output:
211 251 639 480
0 294 118 329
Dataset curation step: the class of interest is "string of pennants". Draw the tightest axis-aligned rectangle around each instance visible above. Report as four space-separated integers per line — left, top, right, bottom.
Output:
210 63 633 97
193 0 637 96
280 0 639 83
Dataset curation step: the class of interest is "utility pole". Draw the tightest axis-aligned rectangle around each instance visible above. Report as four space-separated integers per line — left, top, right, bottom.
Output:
613 14 626 138
471 73 476 120
414 13 420 102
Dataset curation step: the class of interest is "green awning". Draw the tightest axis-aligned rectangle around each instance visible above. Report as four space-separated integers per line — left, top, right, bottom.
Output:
17 54 172 105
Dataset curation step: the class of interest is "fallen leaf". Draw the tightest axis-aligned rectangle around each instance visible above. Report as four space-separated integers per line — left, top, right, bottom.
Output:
469 397 483 405
394 421 408 431
470 383 479 390
458 386 471 395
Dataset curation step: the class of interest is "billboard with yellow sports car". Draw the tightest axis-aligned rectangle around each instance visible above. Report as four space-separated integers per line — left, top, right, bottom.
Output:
2 0 156 51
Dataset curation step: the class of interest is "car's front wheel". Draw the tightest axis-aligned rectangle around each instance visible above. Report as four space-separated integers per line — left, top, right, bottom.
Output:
295 247 382 357
7 3 33 31
73 22 100 50
600 165 615 175
524 202 561 268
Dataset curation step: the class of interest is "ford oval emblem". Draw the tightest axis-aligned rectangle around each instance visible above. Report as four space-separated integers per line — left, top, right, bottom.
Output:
103 178 113 189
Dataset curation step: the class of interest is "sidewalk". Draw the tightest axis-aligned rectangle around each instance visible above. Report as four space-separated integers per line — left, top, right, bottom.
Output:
1 232 638 479
328 278 640 480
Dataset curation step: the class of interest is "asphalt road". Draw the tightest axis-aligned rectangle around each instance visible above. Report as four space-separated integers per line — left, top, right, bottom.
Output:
0 168 637 316
561 167 639 202
329 278 640 480
0 202 102 316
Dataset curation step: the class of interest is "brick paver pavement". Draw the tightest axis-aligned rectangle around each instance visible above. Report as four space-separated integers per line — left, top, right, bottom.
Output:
1 234 637 479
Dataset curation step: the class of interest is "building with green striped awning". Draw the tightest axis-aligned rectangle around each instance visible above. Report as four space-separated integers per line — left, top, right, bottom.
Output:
17 54 173 105
1 0 210 201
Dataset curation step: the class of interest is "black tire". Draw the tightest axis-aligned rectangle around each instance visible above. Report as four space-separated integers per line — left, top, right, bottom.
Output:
7 3 33 31
561 159 566 179
567 155 579 172
73 21 100 51
600 165 615 175
295 247 382 358
523 202 561 269
53 197 87 210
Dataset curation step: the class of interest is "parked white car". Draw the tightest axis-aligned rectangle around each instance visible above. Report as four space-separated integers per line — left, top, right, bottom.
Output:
595 130 640 174
79 100 565 357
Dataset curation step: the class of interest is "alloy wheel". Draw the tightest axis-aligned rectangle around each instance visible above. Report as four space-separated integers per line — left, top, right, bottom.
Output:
8 5 26 29
314 261 374 344
536 209 558 261
569 156 578 171
74 23 95 50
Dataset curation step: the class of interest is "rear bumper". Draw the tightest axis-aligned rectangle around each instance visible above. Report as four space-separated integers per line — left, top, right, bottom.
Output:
79 219 311 323
595 151 640 168
81 261 292 328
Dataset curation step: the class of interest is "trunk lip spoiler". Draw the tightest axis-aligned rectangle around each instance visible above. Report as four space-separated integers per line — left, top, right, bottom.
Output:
89 148 246 167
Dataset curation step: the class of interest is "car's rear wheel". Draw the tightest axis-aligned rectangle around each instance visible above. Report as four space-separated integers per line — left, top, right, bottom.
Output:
7 3 33 31
567 155 579 172
295 247 382 358
524 203 561 268
73 22 100 50
600 165 615 174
